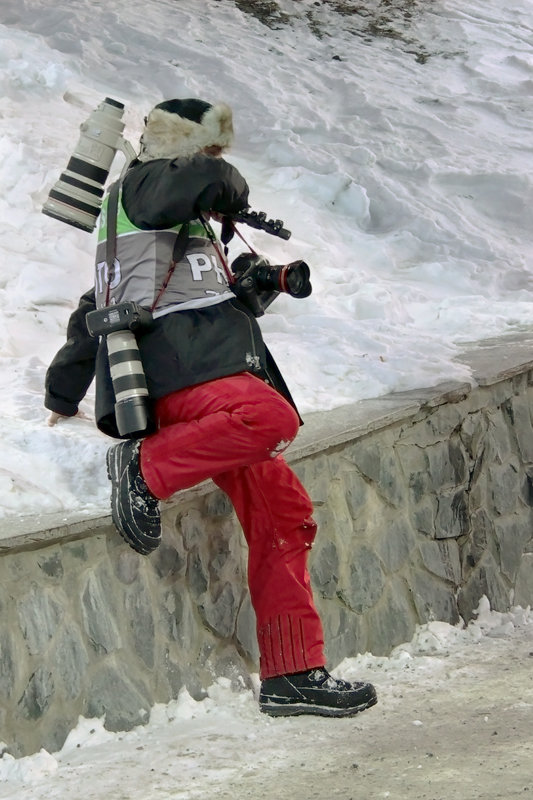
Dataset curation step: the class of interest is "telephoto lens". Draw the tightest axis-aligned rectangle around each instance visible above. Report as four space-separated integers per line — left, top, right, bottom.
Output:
42 97 127 233
106 330 150 438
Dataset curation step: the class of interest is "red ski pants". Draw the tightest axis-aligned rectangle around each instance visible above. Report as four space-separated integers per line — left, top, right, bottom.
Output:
140 373 325 679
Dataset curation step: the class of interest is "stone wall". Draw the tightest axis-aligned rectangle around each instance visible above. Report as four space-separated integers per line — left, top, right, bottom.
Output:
1 334 533 758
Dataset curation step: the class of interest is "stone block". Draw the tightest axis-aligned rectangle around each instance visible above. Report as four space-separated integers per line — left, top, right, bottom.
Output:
161 649 185 698
459 411 488 460
412 498 436 537
506 394 533 463
235 592 259 664
375 517 416 573
125 577 156 669
86 665 151 732
349 440 381 483
320 603 364 667
208 541 229 577
180 509 207 549
159 586 184 642
202 581 240 639
17 667 55 721
294 454 331 507
0 628 16 702
53 626 89 700
377 453 404 508
469 378 515 406
326 474 359 533
493 516 531 583
514 554 533 606
350 439 404 507
520 468 533 508
398 403 463 446
435 489 470 539
426 438 468 491
36 551 64 580
488 460 521 516
65 540 89 563
81 570 122 655
457 553 511 622
187 548 209 600
151 540 187 580
399 443 430 503
204 647 253 691
205 489 234 517
462 508 496 574
310 537 340 599
17 584 64 656
419 539 461 583
484 406 515 465
410 569 460 625
337 544 384 613
171 591 199 652
112 549 141 585
365 577 418 655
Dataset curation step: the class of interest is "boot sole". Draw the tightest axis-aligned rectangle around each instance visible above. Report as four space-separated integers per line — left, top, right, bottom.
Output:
259 694 378 718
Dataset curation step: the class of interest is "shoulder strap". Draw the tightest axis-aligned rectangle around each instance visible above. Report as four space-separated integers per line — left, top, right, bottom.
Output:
104 180 121 306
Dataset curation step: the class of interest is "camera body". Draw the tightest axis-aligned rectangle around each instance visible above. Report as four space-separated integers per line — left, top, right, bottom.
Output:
86 301 153 337
86 302 153 438
231 253 312 317
42 97 136 233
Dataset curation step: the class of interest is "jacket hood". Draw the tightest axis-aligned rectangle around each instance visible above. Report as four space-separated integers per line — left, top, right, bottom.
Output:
138 102 234 162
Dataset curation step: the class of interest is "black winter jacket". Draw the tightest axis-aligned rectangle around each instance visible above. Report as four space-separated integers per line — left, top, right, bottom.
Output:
45 155 299 438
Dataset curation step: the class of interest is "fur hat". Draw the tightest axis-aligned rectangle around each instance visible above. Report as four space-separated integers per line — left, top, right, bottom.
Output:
138 98 234 161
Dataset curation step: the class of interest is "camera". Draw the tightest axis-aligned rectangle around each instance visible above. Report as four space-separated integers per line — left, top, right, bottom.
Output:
42 97 136 233
231 253 312 317
86 302 153 438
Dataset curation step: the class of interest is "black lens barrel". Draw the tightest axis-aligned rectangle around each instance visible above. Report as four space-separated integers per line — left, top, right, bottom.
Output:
281 261 312 298
58 173 104 197
255 260 312 298
47 189 101 218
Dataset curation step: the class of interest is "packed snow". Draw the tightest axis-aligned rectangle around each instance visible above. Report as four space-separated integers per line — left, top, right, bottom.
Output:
1 0 532 520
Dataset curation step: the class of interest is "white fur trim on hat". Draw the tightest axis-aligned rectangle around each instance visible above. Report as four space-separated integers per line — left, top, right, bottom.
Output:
138 103 234 161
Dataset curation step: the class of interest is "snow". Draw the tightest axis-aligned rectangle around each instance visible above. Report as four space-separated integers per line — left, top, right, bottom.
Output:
1 0 532 520
0 597 531 798
0 1 532 790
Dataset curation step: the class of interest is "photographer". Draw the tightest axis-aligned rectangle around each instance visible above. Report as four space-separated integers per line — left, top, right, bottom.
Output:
45 98 377 718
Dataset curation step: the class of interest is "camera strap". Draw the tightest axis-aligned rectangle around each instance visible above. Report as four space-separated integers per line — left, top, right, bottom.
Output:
104 179 121 306
231 222 257 256
150 222 190 312
198 212 236 285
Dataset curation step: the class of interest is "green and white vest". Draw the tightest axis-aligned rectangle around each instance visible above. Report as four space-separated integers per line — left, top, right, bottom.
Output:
94 191 233 317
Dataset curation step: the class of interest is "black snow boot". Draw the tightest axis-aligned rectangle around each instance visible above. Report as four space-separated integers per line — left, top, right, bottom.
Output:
106 440 161 555
259 667 377 718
